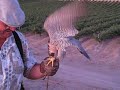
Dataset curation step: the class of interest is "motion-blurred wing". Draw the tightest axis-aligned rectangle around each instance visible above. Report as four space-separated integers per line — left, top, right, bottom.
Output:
44 1 87 41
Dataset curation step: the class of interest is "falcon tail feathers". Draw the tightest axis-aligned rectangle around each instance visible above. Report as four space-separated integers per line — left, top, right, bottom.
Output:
67 36 90 60
77 48 90 60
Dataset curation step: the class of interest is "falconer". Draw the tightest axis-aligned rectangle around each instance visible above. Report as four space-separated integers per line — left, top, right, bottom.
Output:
0 0 59 90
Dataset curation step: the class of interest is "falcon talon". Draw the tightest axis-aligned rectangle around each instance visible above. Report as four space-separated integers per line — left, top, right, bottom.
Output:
46 57 55 67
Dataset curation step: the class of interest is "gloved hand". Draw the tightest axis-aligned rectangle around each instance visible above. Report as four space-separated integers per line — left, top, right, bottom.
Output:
40 56 59 76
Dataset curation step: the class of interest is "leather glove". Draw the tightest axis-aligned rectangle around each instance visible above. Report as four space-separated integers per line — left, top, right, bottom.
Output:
40 56 59 76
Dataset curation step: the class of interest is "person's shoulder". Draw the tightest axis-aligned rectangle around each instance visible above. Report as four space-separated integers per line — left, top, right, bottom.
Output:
15 31 26 39
15 31 27 44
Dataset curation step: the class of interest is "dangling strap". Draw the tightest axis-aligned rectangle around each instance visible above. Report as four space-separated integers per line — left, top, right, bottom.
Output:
12 31 24 61
12 31 25 90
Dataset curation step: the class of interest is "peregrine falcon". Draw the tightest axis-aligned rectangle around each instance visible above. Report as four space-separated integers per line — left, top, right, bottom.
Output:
44 1 90 61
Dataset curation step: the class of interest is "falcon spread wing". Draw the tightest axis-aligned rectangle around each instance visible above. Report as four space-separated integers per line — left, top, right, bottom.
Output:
44 1 90 60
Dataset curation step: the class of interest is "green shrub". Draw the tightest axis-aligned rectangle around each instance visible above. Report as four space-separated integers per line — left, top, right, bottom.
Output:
19 0 120 41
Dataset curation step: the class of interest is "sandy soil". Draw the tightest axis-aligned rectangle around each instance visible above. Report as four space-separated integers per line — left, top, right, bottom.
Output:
23 33 120 90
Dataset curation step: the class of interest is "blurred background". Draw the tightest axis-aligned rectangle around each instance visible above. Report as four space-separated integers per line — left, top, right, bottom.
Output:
19 0 120 41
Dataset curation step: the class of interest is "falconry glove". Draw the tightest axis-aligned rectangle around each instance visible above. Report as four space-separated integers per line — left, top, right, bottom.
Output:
40 56 59 76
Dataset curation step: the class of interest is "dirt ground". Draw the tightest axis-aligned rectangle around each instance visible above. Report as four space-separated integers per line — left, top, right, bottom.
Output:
23 33 120 90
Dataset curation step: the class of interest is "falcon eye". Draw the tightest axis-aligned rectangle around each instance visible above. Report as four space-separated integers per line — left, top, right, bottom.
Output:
50 53 55 57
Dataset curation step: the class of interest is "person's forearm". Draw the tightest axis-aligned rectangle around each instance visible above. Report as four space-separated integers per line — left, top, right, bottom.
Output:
25 63 44 80
24 57 59 79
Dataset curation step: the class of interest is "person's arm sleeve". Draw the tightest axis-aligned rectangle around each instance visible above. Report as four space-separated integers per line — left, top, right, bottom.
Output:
17 32 37 76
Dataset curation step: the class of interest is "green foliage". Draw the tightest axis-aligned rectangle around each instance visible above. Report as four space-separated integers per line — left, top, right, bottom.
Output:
19 0 120 41
76 1 120 41
19 0 67 34
96 24 120 41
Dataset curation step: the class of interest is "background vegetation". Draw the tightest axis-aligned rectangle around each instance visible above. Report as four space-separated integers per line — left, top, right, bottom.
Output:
19 0 120 41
